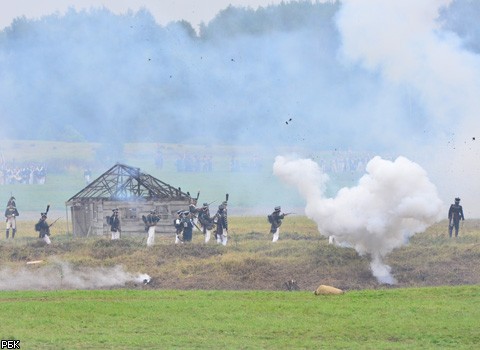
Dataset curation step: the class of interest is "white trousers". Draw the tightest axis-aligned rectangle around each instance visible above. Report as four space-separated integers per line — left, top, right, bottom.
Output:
43 235 51 245
205 229 211 243
147 226 155 246
221 229 228 246
272 228 279 242
111 230 120 240
6 217 16 229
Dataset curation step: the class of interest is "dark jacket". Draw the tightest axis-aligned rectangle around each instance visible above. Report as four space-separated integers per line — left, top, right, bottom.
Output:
35 218 50 238
108 214 121 232
269 211 285 233
448 204 464 222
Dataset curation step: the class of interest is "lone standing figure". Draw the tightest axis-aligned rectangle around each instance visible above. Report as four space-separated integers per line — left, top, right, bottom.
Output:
107 208 121 240
448 197 464 238
5 201 19 239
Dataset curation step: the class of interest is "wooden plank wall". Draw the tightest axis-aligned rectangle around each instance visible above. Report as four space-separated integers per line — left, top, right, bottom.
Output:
70 198 191 237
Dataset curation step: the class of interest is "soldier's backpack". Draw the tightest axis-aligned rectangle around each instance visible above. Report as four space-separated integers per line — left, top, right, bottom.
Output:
267 214 273 224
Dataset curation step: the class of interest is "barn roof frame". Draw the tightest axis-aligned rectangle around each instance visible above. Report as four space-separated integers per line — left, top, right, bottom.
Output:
66 163 190 202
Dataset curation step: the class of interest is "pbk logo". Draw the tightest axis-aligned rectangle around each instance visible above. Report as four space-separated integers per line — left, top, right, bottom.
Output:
1 340 20 349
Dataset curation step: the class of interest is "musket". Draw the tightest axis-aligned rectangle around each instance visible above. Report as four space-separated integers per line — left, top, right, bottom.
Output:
283 212 295 216
193 221 203 232
49 217 61 227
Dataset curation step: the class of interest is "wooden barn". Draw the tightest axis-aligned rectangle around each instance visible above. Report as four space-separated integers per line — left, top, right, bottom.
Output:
65 163 192 237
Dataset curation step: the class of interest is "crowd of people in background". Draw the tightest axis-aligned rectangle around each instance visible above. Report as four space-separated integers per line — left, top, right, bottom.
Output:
174 154 213 172
160 150 379 175
0 163 47 185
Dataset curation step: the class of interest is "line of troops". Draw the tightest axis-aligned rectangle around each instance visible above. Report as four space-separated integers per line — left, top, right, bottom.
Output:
105 199 289 246
106 199 230 247
4 196 466 246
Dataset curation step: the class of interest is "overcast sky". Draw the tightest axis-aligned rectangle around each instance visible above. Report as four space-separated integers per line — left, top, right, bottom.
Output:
0 0 292 30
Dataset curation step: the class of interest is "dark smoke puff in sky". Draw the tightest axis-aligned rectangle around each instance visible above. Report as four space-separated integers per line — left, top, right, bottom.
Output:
273 155 443 284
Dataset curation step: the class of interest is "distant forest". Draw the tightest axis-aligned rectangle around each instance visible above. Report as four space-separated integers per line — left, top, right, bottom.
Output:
0 0 478 150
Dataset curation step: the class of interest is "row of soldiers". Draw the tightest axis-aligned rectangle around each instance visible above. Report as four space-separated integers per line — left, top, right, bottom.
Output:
105 198 229 246
173 199 229 245
2 192 292 246
4 195 466 246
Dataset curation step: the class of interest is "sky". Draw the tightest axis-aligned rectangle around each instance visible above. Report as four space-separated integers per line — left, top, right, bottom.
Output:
1 0 480 218
0 0 288 31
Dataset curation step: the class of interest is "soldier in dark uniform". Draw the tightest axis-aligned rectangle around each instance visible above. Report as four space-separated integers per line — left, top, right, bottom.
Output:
143 209 161 247
189 198 200 232
174 210 184 244
268 206 285 242
448 197 465 238
35 212 51 245
181 211 194 242
198 202 214 243
5 203 19 239
107 208 121 240
213 204 228 245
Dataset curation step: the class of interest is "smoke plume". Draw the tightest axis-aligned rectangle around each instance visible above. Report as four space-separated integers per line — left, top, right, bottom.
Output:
0 259 150 290
336 0 480 215
273 155 443 284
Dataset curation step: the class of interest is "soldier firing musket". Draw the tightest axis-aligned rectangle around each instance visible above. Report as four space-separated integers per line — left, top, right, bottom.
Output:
267 206 290 242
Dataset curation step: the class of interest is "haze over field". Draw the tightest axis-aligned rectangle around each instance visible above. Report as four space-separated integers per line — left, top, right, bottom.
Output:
1 1 480 215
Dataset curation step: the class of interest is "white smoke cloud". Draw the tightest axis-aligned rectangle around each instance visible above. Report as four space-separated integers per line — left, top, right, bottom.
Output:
0 259 150 290
336 0 480 216
273 155 443 284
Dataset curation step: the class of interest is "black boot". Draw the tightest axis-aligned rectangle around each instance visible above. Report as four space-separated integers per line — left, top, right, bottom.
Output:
6 229 9 239
12 229 16 238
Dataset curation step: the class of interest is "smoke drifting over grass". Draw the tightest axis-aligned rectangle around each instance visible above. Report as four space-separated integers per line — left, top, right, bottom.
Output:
273 155 443 284
0 259 150 290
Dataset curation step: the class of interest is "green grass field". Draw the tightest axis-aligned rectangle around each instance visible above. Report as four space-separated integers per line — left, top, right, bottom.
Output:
1 140 479 349
1 286 479 349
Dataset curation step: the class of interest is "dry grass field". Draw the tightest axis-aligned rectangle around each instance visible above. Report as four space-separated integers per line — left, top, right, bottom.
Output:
1 216 479 292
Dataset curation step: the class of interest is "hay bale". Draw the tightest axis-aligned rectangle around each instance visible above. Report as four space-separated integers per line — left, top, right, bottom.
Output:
314 284 344 295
